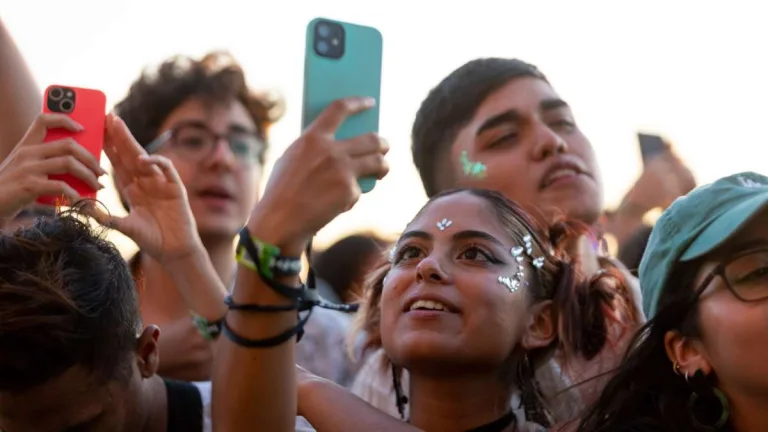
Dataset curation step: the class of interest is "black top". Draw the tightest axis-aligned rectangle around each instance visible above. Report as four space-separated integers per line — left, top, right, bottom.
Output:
164 379 204 432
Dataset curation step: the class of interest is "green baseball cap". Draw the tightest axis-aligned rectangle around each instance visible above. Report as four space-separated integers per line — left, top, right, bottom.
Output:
640 172 768 318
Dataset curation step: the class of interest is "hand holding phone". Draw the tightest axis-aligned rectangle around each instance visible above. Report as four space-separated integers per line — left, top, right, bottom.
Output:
637 133 669 166
251 97 389 253
0 113 105 226
36 85 107 205
302 18 383 193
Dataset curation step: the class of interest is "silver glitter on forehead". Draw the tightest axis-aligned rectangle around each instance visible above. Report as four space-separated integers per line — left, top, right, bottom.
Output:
436 218 452 231
388 245 397 263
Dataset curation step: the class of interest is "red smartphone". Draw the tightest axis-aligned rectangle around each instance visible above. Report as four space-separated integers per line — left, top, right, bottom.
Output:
37 85 106 206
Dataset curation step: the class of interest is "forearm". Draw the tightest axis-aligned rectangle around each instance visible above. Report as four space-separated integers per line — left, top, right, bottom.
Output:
156 319 214 381
165 244 228 321
299 378 421 432
212 208 303 432
0 19 40 160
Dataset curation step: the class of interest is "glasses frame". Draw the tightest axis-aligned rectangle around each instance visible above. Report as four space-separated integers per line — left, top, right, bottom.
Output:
692 246 768 304
145 122 266 164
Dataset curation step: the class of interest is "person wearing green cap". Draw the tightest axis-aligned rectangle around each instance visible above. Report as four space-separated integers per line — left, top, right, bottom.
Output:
577 171 768 432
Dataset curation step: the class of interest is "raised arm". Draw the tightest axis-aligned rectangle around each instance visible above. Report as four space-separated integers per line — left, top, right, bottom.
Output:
0 19 41 161
212 97 389 431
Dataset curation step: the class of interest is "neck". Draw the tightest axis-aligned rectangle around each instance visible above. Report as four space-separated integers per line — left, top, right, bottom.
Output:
726 390 768 432
140 375 168 432
408 370 513 432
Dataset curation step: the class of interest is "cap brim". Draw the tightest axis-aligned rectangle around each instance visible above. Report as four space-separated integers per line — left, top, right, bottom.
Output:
681 191 768 261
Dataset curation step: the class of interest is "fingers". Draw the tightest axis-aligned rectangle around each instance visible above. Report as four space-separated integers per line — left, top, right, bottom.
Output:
81 202 124 231
308 97 376 135
35 138 106 176
106 114 147 157
21 113 84 146
35 155 103 191
35 179 81 204
349 153 389 180
139 155 183 185
337 133 389 158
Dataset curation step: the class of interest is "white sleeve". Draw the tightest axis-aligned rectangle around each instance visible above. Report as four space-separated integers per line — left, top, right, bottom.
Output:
192 381 213 432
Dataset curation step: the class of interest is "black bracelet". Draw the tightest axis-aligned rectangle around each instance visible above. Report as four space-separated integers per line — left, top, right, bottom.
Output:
225 295 298 312
221 309 313 348
238 229 305 301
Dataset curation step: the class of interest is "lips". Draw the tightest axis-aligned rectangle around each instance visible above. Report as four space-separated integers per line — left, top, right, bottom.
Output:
196 186 235 201
540 158 591 189
403 294 460 314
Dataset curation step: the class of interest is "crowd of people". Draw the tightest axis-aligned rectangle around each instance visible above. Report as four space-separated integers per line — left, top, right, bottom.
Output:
1 16 765 432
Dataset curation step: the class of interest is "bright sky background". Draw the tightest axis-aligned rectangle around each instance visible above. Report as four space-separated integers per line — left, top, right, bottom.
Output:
4 1 768 253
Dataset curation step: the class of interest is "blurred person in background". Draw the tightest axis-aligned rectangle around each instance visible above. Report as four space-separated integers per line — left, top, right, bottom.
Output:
314 233 390 304
113 51 357 386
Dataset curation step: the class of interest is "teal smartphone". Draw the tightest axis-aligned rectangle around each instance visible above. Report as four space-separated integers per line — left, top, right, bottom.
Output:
302 18 383 193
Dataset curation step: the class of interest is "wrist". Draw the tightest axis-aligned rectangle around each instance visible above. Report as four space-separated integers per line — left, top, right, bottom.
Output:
247 205 307 257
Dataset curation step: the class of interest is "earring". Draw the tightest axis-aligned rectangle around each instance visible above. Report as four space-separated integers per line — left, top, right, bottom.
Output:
686 370 730 431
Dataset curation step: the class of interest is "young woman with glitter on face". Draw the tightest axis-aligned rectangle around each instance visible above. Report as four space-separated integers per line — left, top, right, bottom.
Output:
335 188 638 431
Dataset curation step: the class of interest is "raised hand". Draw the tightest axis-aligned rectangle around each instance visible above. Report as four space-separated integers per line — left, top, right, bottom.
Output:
88 114 200 264
0 113 106 228
252 97 390 251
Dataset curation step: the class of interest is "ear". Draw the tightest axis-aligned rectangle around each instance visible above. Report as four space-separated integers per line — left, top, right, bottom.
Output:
664 330 712 377
521 300 556 350
135 325 161 379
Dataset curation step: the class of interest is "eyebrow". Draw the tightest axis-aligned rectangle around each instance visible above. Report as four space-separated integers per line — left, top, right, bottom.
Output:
398 229 504 247
475 98 570 136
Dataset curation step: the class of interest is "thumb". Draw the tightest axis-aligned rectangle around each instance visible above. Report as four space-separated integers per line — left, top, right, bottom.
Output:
82 203 129 234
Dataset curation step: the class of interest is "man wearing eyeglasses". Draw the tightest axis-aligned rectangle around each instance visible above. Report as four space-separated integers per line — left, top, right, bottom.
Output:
114 52 356 386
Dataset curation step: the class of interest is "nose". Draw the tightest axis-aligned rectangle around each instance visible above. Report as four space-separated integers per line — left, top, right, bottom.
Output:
416 257 450 285
204 137 238 171
531 123 568 161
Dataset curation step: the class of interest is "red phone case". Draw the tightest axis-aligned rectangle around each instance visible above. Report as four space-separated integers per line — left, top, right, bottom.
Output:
37 85 106 206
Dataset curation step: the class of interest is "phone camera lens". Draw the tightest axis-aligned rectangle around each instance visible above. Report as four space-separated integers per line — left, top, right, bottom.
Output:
59 100 74 113
49 88 64 101
317 24 331 38
316 40 329 54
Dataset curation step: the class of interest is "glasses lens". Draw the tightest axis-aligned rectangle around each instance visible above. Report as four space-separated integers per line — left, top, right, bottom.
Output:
724 249 768 301
228 131 264 162
173 125 214 158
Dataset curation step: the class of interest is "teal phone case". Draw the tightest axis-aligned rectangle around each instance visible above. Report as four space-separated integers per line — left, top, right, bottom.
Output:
302 18 383 193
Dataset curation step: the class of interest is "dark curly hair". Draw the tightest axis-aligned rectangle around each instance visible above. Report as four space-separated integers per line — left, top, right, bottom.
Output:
0 209 140 391
114 51 285 165
412 58 547 197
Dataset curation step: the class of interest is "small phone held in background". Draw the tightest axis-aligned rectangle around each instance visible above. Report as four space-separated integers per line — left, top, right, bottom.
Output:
37 85 106 206
302 18 383 193
637 132 669 166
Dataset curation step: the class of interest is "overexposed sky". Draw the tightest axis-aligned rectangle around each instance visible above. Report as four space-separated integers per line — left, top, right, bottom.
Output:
4 1 767 252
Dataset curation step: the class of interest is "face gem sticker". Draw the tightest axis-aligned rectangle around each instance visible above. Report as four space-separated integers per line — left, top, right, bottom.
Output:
436 218 453 231
498 275 519 292
460 151 487 178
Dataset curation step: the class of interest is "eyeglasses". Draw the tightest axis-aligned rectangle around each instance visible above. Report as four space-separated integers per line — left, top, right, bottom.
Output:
146 122 265 164
694 246 768 303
